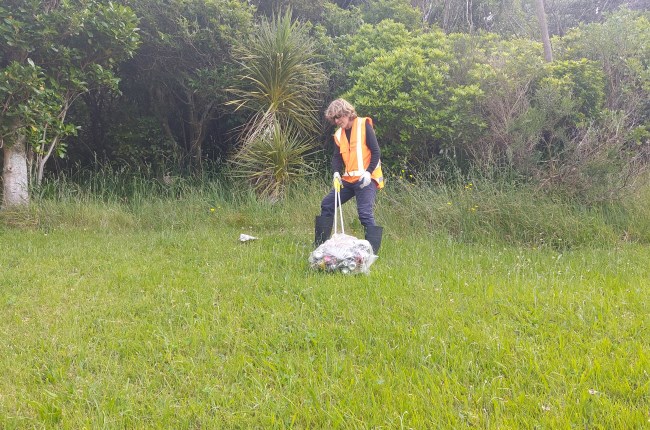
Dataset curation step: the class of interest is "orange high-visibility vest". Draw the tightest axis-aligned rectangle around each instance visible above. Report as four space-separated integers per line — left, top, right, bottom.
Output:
333 117 384 189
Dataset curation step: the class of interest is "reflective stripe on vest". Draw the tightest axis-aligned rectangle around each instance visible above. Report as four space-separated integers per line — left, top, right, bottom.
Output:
333 117 384 189
343 160 382 177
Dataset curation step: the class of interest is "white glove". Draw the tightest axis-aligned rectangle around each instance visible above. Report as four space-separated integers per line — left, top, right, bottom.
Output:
359 171 372 189
333 172 342 190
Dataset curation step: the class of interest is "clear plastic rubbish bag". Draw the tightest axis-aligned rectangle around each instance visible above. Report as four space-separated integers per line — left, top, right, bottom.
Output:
309 233 377 274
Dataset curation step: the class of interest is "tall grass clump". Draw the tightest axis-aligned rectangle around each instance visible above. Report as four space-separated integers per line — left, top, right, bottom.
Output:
13 166 230 231
3 165 316 235
2 165 649 249
379 168 650 249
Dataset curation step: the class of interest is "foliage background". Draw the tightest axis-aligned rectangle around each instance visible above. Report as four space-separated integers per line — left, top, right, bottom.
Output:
2 0 648 203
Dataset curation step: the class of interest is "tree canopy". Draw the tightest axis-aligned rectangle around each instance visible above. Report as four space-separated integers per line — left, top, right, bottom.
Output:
1 0 649 205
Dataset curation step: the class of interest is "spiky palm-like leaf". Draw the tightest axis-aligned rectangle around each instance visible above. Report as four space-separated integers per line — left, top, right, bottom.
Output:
231 117 317 202
228 9 326 134
227 9 326 200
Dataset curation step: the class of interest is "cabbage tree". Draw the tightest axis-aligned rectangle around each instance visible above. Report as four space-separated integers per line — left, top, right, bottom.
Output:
228 9 326 200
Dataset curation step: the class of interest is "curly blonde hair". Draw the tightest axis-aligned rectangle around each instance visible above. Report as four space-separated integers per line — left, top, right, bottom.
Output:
325 98 357 123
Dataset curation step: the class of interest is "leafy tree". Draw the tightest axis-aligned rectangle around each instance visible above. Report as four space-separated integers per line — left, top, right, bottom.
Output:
321 1 363 36
535 0 554 61
0 0 139 208
228 10 326 200
341 22 485 171
544 0 641 35
361 0 424 30
119 0 254 174
0 61 46 206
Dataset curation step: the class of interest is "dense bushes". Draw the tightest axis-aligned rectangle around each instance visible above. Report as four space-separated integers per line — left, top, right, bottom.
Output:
332 8 649 202
341 23 485 172
3 1 649 205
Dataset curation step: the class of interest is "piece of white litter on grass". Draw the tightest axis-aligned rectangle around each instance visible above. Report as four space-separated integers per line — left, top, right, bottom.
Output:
239 234 257 242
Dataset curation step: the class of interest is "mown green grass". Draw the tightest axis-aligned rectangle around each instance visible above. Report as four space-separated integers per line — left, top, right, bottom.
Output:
1 179 648 428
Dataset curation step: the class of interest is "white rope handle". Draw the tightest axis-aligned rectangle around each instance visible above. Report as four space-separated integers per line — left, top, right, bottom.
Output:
333 186 345 235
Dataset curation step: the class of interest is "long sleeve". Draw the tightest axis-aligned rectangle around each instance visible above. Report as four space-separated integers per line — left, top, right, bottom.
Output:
365 122 380 172
332 140 344 174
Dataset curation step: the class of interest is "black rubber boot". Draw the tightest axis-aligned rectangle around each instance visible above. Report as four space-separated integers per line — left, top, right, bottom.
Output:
365 225 383 255
314 215 333 246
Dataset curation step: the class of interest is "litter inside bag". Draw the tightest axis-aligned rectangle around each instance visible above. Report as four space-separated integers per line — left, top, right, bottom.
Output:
309 233 377 274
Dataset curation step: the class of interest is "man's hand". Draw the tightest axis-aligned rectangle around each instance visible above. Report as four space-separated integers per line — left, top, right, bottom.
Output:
333 172 342 191
359 171 372 189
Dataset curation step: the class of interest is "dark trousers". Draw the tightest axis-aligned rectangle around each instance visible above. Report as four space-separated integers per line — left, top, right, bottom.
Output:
320 180 377 227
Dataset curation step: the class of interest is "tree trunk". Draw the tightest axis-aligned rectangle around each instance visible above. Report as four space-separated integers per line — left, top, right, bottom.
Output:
2 133 30 208
466 0 474 33
36 134 60 186
83 90 108 156
535 0 553 62
187 101 203 175
34 99 70 186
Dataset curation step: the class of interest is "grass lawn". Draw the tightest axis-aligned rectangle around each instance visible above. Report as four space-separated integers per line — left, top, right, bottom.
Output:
0 196 648 428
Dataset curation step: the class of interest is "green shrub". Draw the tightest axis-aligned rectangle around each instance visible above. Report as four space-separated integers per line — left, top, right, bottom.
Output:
557 8 650 119
465 30 646 203
538 59 605 123
342 24 484 172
